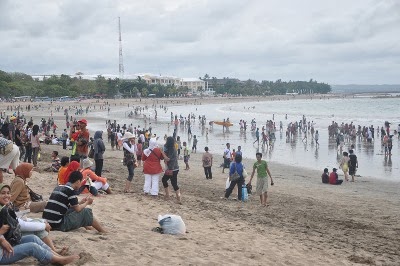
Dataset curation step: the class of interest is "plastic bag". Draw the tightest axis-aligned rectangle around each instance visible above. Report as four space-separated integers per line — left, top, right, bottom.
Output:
225 176 231 190
158 214 186 235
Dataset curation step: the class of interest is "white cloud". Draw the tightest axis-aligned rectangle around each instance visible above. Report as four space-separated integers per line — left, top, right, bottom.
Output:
0 0 399 84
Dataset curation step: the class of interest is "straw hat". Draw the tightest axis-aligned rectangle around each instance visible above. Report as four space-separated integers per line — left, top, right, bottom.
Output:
122 132 135 140
82 158 94 169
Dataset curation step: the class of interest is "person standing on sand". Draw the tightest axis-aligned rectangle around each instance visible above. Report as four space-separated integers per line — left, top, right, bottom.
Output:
70 119 89 165
222 143 231 173
161 137 181 203
253 128 260 145
248 153 274 206
348 149 358 182
122 132 137 193
202 147 213 179
183 142 190 170
339 151 350 181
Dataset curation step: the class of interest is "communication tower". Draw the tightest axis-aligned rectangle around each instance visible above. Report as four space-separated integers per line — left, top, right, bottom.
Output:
118 17 124 80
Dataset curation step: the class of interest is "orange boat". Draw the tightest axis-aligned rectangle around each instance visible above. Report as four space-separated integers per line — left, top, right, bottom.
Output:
212 121 233 127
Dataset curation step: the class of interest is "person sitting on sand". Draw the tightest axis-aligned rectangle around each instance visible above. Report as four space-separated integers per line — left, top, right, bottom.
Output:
57 156 70 185
321 168 329 184
10 163 47 213
1 182 67 255
43 151 61 172
0 184 79 265
42 171 107 233
80 158 111 194
329 168 343 185
61 161 98 196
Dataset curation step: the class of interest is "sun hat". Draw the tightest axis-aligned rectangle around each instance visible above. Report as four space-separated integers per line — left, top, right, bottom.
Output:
122 132 135 140
78 119 88 125
82 158 94 169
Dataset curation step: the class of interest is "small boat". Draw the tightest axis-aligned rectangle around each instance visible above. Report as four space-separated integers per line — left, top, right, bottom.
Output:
212 121 233 127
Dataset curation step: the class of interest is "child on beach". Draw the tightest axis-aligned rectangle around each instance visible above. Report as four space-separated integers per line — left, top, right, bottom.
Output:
192 135 198 153
321 168 329 184
329 168 343 185
183 141 190 170
44 151 61 172
58 156 69 185
248 153 274 206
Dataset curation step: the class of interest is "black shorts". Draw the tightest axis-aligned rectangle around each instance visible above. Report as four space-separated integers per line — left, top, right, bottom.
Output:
224 158 231 168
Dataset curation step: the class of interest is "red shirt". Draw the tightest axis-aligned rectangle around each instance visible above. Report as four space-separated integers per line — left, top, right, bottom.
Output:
329 172 338 184
72 130 89 156
142 148 163 175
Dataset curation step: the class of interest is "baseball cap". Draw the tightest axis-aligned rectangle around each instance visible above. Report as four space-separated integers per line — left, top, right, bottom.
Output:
78 119 88 125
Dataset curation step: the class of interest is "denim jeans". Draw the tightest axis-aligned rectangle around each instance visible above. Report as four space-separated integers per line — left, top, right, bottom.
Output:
0 235 53 265
24 144 32 163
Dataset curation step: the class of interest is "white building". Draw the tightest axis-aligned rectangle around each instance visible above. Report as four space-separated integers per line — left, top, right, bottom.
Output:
180 78 205 93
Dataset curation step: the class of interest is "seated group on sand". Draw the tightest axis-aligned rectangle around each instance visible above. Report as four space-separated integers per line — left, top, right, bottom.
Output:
0 155 108 264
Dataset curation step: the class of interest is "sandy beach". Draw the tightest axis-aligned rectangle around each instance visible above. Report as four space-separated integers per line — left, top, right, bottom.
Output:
2 97 399 265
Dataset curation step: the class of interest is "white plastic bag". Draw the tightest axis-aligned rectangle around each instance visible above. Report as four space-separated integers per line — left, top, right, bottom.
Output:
158 214 186 235
225 176 231 190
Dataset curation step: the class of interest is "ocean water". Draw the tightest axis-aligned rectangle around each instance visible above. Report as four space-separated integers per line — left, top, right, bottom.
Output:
91 96 399 181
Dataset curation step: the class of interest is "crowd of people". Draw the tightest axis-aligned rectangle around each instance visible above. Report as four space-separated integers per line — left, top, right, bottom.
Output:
0 97 398 264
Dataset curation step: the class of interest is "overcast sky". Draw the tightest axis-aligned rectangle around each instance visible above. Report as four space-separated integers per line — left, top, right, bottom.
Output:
0 0 399 84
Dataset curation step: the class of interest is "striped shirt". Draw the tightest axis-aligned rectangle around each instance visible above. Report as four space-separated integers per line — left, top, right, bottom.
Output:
42 185 78 229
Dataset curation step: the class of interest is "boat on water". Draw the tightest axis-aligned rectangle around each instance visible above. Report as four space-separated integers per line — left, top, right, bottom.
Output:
212 121 233 127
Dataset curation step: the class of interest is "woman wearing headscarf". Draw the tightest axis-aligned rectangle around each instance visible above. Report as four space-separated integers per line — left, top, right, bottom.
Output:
60 161 80 185
122 132 137 193
161 136 181 203
93 131 106 177
0 183 79 265
142 138 164 196
10 163 47 213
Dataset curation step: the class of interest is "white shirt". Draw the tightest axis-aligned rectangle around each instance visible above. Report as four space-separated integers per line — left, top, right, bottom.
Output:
123 141 136 154
223 148 231 159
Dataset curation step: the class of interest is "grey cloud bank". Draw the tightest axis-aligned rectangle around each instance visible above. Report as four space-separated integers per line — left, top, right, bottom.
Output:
0 0 399 84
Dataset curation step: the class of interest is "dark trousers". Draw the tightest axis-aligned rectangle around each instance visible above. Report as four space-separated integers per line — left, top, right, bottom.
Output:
225 178 244 200
62 140 67 149
127 163 134 182
204 166 212 179
95 159 103 177
24 144 32 163
162 170 179 191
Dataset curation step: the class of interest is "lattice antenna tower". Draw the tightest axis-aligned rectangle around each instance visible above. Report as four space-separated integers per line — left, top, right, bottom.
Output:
118 17 124 80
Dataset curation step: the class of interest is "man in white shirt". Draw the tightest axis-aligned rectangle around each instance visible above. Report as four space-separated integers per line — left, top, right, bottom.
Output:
222 143 231 173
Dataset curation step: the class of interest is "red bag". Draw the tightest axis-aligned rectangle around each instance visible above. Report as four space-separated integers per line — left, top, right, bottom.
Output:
164 169 173 176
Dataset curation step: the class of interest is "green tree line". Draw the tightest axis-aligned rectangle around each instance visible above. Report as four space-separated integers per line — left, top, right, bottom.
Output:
0 70 331 98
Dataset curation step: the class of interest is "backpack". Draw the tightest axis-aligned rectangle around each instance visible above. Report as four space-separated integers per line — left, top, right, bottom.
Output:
1 123 9 138
229 163 240 182
0 206 22 246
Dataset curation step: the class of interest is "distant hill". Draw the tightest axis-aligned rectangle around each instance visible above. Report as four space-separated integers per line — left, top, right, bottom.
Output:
331 84 400 94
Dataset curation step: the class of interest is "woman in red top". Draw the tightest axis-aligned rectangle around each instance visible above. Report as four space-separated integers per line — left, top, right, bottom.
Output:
142 138 165 196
